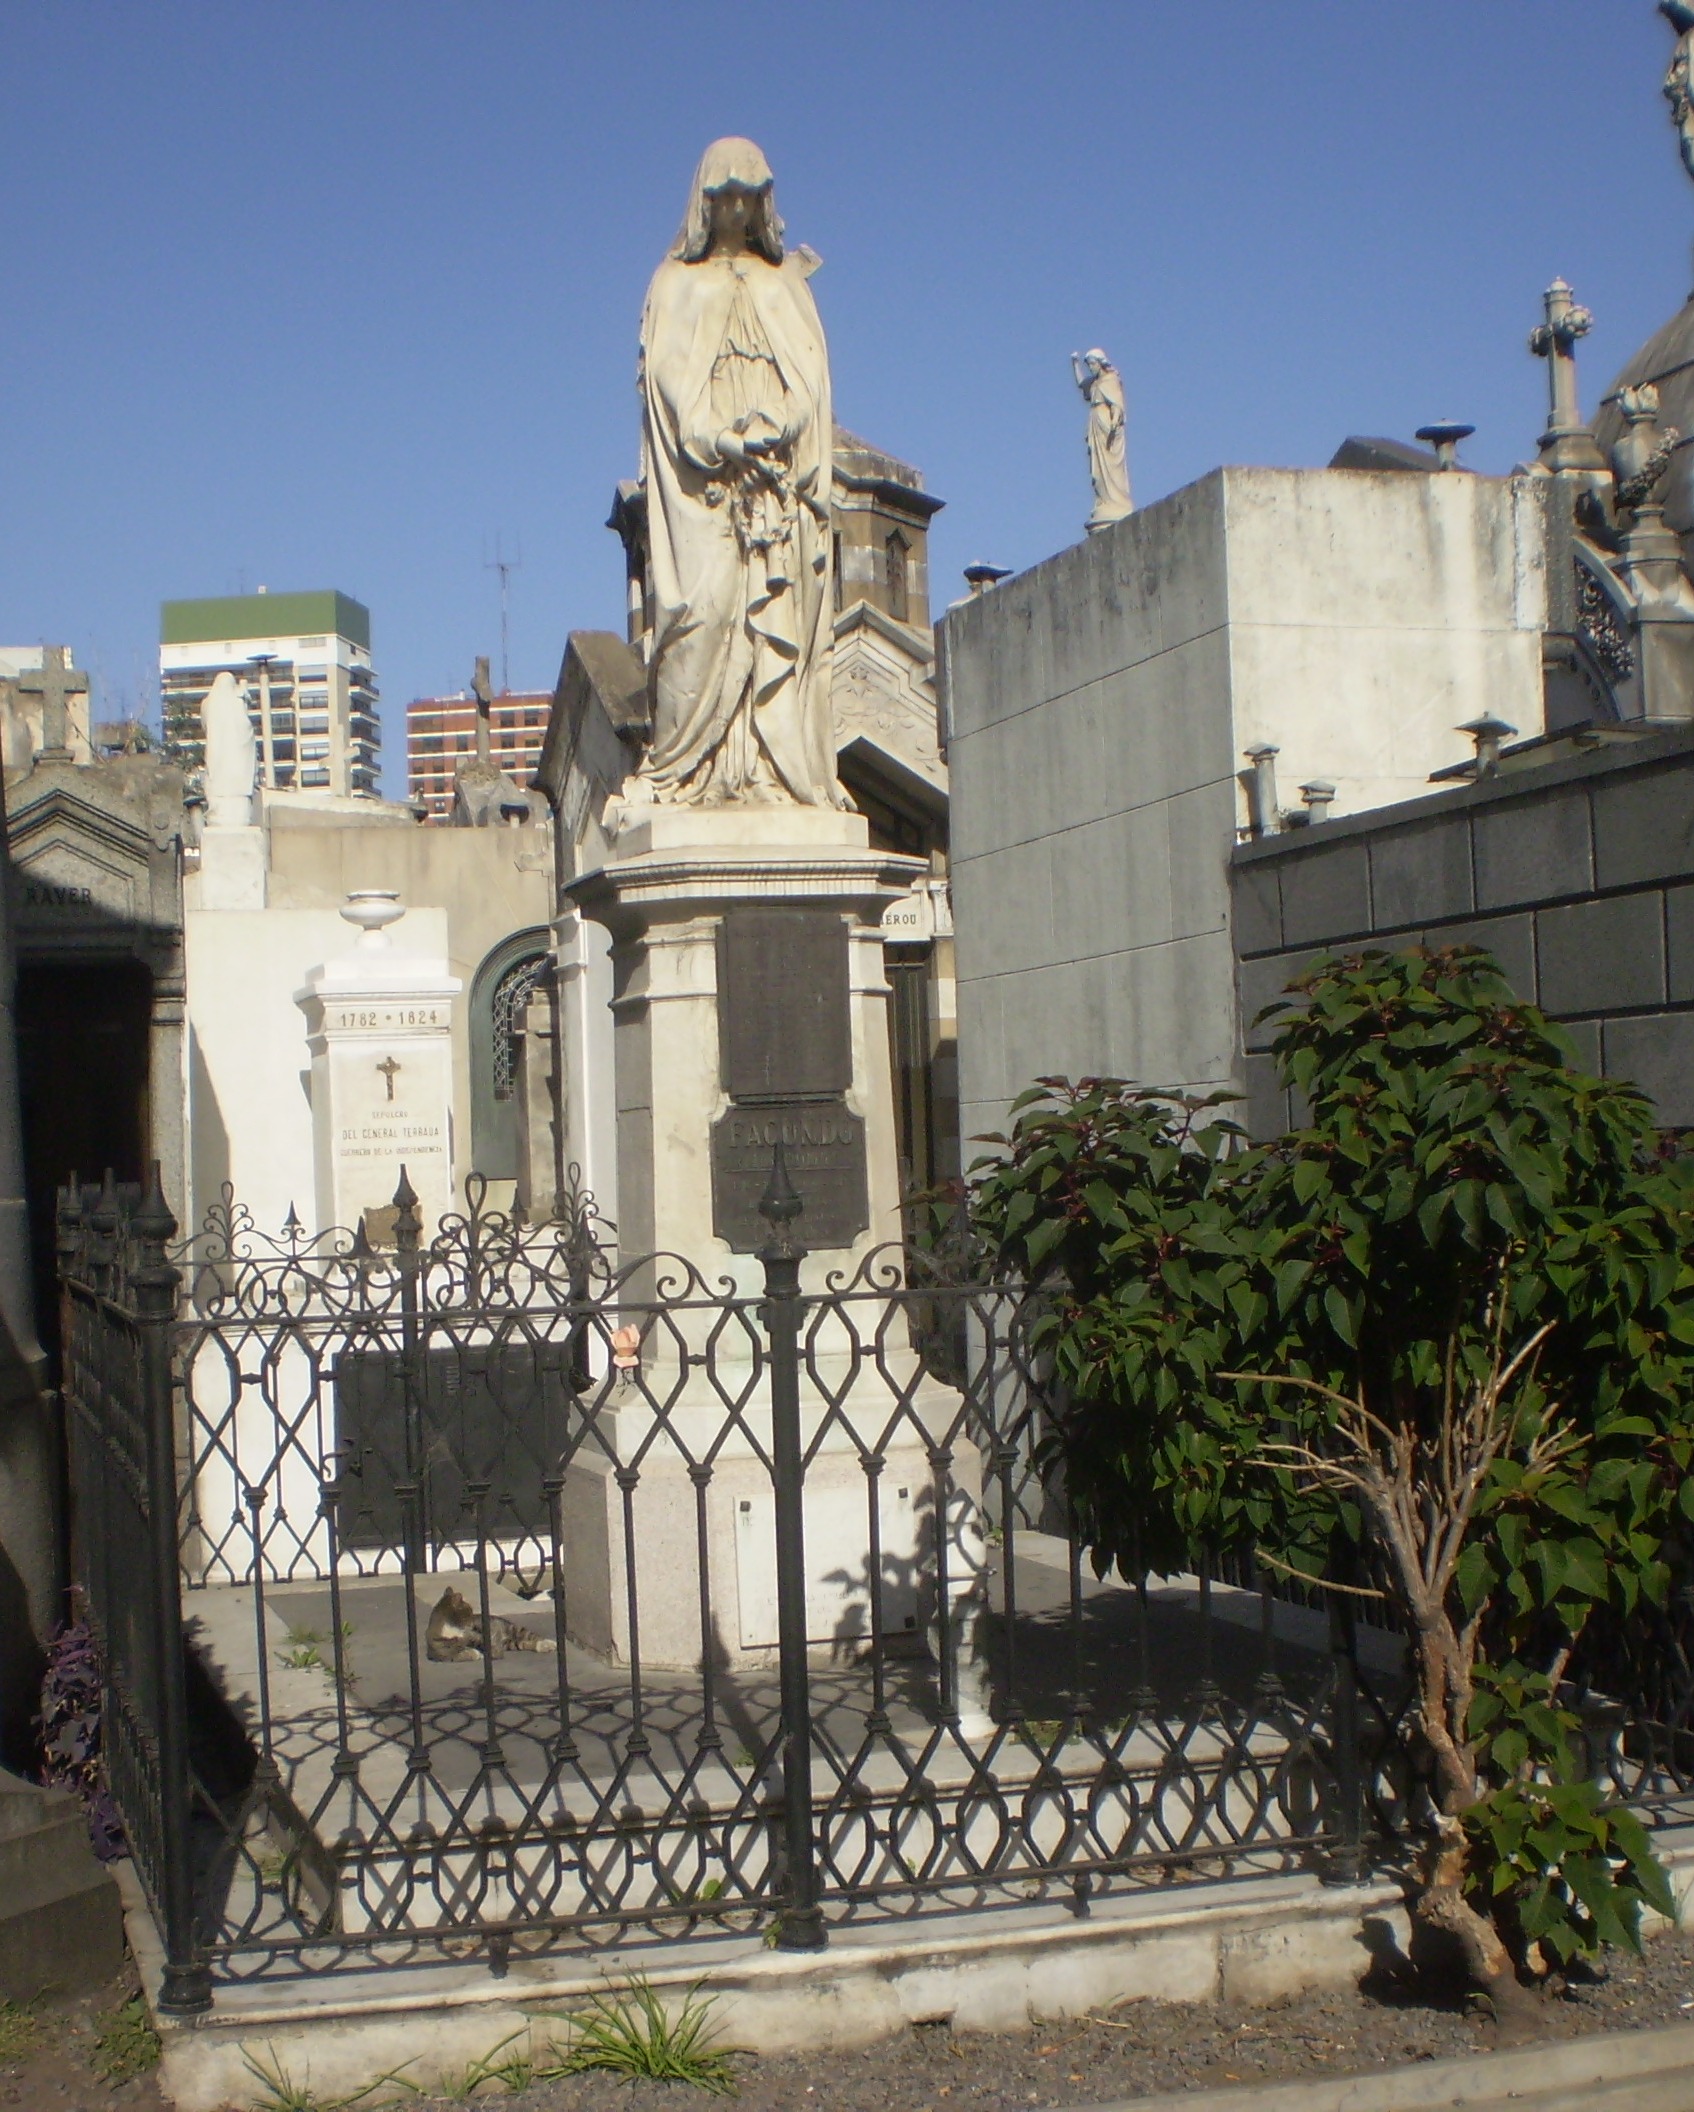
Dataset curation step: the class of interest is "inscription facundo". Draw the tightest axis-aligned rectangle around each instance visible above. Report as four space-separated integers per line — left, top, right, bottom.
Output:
710 1097 868 1254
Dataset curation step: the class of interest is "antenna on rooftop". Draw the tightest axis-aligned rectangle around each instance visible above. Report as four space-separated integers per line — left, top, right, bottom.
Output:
485 534 523 694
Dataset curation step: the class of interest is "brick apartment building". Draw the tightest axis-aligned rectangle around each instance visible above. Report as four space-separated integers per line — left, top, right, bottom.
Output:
406 688 550 821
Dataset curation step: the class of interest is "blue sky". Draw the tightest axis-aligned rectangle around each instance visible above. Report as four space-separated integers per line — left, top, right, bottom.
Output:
3 2 1688 797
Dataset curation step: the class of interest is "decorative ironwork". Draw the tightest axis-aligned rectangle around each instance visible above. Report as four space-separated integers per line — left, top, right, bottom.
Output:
65 1165 1577 2005
1576 559 1636 684
491 954 545 1101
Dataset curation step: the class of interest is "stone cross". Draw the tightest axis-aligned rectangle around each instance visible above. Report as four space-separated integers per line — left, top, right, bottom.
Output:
1529 279 1606 473
377 1056 401 1103
16 647 88 762
471 655 493 771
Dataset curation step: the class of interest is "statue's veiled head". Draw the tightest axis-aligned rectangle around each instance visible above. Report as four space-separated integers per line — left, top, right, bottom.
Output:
1664 1 1694 179
673 137 785 264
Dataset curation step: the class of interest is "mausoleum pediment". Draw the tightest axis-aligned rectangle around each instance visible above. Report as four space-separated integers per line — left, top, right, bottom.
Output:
831 616 945 793
6 768 183 937
11 830 144 929
8 778 155 863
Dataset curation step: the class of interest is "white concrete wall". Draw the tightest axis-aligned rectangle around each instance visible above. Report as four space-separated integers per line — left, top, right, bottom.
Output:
264 813 555 1199
943 466 1550 1149
184 905 449 1241
945 474 1240 1153
1223 468 1548 820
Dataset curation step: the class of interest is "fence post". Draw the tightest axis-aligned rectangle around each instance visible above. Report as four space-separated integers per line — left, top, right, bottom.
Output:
1323 1564 1366 1887
132 1164 211 2015
759 1143 826 1952
393 1169 427 1575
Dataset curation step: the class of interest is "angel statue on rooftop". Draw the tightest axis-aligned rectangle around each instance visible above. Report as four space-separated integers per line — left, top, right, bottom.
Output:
1071 347 1133 533
631 137 847 808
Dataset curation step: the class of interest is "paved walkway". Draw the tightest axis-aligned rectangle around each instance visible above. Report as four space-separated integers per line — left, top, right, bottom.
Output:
1075 2018 1694 2110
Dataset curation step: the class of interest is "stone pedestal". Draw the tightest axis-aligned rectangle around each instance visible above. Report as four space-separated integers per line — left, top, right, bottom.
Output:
196 823 266 911
296 897 463 1239
563 807 988 1708
568 803 920 1278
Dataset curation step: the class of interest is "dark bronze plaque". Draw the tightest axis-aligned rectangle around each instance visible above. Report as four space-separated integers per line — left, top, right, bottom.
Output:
719 909 851 1102
711 1098 869 1253
333 1342 573 1549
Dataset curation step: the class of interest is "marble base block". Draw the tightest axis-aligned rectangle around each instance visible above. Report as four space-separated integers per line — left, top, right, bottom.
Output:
563 806 988 1690
297 945 463 1239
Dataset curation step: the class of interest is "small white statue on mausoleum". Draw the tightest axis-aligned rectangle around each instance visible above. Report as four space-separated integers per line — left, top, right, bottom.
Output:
1072 346 1133 533
201 670 257 828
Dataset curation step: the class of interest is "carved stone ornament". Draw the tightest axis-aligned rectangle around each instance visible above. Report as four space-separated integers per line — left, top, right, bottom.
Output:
1575 560 1637 684
1612 386 1683 517
1665 2 1694 182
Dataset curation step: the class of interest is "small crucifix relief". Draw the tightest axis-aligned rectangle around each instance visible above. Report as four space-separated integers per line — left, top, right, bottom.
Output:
377 1055 401 1103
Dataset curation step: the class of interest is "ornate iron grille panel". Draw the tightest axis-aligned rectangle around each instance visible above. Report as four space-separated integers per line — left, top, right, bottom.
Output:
490 955 544 1101
58 1170 211 2015
58 1165 1486 2005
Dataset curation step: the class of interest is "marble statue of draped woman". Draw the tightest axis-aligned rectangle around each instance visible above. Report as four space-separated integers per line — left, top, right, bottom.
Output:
1072 348 1133 533
636 138 845 807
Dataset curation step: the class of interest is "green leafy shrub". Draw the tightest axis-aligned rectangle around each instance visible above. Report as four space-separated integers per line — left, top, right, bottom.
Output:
973 946 1694 2007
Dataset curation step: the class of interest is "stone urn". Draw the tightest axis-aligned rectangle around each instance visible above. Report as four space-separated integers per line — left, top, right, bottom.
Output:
339 889 406 950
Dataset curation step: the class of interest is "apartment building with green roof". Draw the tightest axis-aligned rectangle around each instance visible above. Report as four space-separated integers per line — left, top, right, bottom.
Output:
159 588 379 796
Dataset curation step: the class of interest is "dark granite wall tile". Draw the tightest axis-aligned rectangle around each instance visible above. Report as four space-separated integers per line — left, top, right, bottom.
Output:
1421 913 1537 1000
1536 893 1666 1017
1237 952 1319 1052
1231 860 1283 957
1278 843 1372 947
1665 885 1694 1002
1243 1053 1288 1141
1557 1017 1603 1074
1603 1013 1694 1127
1473 792 1593 909
1592 767 1694 889
1369 819 1473 932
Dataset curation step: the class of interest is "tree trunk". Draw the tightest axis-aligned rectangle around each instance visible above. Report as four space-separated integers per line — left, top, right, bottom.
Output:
1414 1816 1541 2037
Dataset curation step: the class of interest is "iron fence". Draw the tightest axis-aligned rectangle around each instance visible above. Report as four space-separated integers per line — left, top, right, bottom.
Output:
58 1156 1485 2010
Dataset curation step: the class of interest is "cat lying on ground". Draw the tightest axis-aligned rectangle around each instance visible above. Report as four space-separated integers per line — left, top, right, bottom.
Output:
424 1583 549 1663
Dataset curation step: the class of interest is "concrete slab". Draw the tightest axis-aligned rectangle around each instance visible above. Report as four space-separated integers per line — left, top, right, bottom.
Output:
181 1545 1380 1944
0 1770 124 2001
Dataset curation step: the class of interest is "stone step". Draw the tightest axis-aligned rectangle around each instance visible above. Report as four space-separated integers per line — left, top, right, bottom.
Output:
0 1769 124 2001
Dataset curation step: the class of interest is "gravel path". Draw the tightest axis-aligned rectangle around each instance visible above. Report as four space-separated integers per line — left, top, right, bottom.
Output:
12 1931 1694 2109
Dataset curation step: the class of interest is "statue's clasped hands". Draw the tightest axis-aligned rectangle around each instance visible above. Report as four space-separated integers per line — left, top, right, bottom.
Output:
718 412 789 486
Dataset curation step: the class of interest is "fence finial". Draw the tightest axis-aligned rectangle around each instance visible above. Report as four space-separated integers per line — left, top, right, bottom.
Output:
757 1140 806 1262
759 1140 803 1229
133 1161 177 1247
392 1166 421 1255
